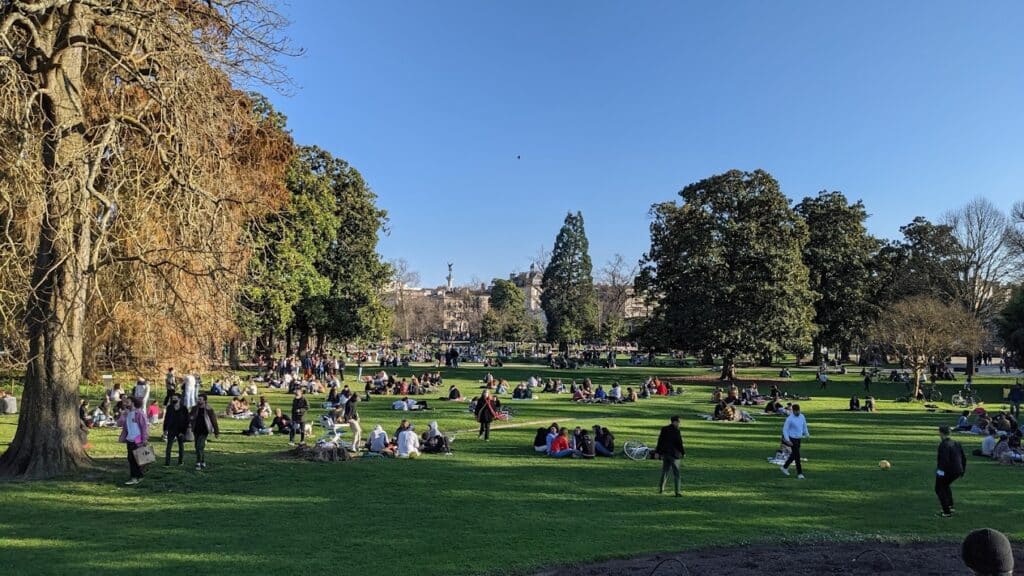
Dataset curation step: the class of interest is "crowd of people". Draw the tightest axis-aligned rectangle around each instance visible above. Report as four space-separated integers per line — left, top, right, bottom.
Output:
532 422 616 458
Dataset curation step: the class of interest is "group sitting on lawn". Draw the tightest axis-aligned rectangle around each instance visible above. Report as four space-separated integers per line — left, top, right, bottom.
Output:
366 419 452 457
532 423 615 458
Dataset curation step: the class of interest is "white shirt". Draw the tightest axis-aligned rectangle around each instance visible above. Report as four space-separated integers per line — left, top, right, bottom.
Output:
782 413 809 442
405 398 417 410
397 430 420 457
369 429 389 452
609 386 622 399
392 400 408 411
981 435 997 456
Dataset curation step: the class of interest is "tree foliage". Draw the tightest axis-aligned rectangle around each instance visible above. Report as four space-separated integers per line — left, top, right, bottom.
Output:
540 212 599 347
795 192 878 358
997 286 1024 362
482 279 533 341
0 0 293 479
637 170 817 376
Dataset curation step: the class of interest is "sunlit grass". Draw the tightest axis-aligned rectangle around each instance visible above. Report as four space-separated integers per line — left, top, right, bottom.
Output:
0 363 1021 575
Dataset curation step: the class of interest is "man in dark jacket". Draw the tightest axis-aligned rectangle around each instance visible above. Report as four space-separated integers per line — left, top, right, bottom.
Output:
289 389 310 445
163 395 190 466
935 425 967 517
655 416 686 497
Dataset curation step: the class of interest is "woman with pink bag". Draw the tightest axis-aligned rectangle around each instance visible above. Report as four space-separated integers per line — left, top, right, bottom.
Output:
117 397 150 485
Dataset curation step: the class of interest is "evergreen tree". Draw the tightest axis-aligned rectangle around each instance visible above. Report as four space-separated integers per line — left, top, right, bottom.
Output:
482 279 532 341
637 170 817 378
795 192 879 362
541 212 599 348
996 286 1024 362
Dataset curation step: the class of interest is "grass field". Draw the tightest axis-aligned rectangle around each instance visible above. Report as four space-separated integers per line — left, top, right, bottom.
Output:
1 364 1022 576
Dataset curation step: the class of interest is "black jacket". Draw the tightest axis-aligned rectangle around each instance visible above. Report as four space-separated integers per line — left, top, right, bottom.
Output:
291 396 309 422
163 405 190 436
189 405 220 436
937 437 967 477
656 424 685 460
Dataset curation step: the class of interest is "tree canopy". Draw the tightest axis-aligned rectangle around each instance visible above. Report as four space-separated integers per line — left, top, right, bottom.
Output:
637 170 817 377
541 212 599 347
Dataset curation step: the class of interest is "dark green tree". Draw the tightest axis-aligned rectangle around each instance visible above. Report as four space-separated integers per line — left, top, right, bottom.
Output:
292 149 391 349
795 191 879 362
239 145 338 355
997 286 1024 362
637 170 817 378
870 217 960 308
483 279 534 341
541 212 599 348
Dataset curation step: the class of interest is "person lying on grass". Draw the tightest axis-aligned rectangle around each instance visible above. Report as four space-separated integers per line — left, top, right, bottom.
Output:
712 400 754 422
763 400 789 416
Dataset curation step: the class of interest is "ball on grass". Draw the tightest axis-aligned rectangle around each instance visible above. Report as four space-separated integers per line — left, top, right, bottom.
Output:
879 460 891 470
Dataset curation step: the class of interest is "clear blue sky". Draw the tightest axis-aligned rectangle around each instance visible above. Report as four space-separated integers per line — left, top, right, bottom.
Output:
268 1 1024 287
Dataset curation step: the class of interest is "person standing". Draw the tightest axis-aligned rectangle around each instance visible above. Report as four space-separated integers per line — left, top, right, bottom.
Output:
163 394 189 466
289 389 309 445
182 372 197 410
132 378 150 411
474 389 497 441
1008 383 1023 420
117 397 149 485
655 415 685 496
863 372 872 392
343 392 362 451
163 367 177 406
189 394 219 470
780 404 809 479
935 425 967 518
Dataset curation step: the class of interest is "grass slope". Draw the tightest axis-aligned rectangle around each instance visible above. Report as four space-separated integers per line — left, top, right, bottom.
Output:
0 365 1021 576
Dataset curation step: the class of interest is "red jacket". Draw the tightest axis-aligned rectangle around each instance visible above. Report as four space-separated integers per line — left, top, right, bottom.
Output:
550 436 569 453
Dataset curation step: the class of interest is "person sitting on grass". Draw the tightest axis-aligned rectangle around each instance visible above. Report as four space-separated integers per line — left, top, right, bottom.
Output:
270 409 291 434
975 428 998 458
572 387 588 402
209 381 225 396
849 395 861 411
421 421 452 455
956 410 972 432
243 411 271 436
549 428 576 458
655 378 669 396
577 429 596 459
544 424 560 454
257 396 272 419
725 385 741 405
227 381 241 397
447 385 463 401
593 425 615 457
623 387 637 402
608 382 623 403
397 423 420 458
369 425 395 456
593 385 607 402
533 427 549 453
863 396 876 412
326 386 342 408
79 400 94 428
779 368 791 378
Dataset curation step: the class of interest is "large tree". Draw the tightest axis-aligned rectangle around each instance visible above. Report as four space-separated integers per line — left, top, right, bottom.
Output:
870 217 960 308
637 170 817 378
596 253 638 345
795 192 878 362
482 279 533 341
293 154 391 349
997 286 1024 363
873 296 985 398
0 0 292 479
541 212 599 348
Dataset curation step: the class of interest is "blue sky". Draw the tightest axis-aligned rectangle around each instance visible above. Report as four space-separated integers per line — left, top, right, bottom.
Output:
268 1 1024 287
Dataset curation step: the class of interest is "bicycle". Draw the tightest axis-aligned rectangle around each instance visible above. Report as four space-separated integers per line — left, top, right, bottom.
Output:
951 387 979 408
921 384 942 403
623 440 653 461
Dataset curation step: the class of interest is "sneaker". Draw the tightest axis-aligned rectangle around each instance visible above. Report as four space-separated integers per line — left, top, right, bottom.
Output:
124 478 140 486
797 474 805 479
937 512 952 518
288 442 295 447
780 466 790 476
195 463 202 470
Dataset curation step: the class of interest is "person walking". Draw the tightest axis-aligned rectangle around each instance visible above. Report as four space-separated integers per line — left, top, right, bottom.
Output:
780 403 809 479
655 415 686 497
1008 383 1023 420
182 372 197 410
163 394 189 466
475 389 497 441
117 397 149 485
289 389 309 445
935 425 967 518
189 394 219 470
863 372 872 392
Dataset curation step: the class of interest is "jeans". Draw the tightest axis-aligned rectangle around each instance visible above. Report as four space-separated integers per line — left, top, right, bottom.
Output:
935 473 959 513
783 439 803 474
165 434 184 465
127 441 144 479
194 434 208 464
660 457 680 494
551 449 575 458
289 421 305 443
595 443 614 456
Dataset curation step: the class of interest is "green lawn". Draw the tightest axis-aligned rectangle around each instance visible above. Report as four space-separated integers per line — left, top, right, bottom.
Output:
0 364 1021 576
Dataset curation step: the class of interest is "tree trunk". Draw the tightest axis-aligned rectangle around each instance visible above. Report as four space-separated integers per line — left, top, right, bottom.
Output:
811 338 822 365
966 353 975 377
285 327 293 357
229 338 241 370
0 6 93 479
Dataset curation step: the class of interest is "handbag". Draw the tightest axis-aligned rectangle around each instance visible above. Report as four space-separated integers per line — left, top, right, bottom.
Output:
184 427 195 442
133 443 156 466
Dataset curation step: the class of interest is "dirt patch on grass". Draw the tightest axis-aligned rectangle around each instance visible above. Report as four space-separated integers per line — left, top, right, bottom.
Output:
531 540 1024 575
